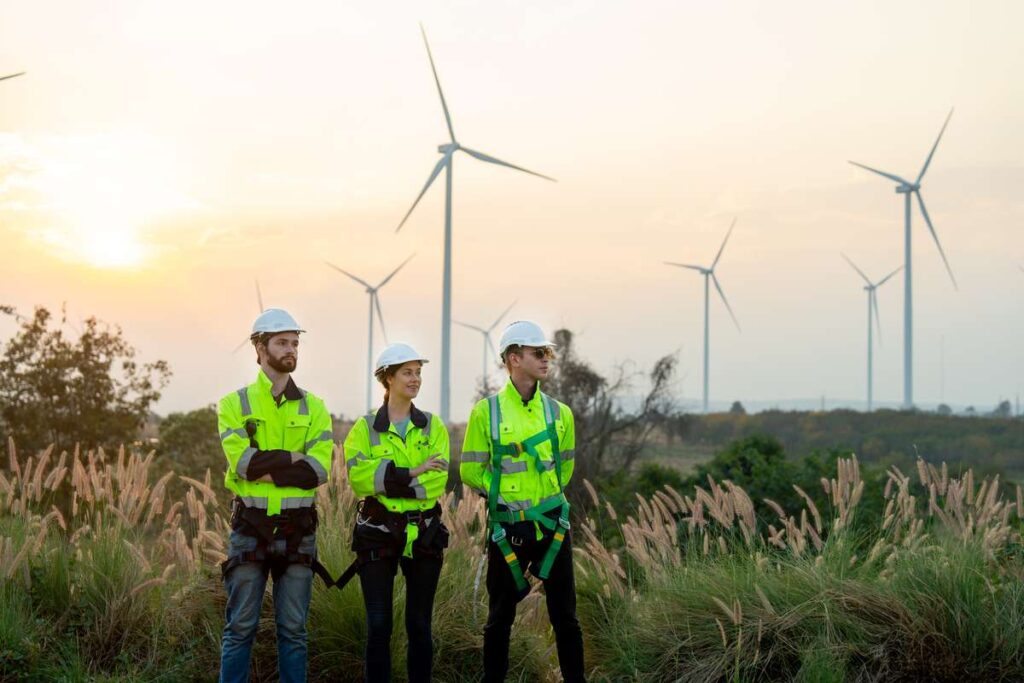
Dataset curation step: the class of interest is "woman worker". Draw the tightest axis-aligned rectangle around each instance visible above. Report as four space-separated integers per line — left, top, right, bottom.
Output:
342 342 450 683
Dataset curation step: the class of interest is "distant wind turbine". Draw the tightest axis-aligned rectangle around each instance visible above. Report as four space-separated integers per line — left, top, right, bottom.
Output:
849 109 957 409
665 219 741 414
233 279 266 353
1 73 25 83
395 24 555 421
326 255 414 412
455 300 516 389
842 254 902 412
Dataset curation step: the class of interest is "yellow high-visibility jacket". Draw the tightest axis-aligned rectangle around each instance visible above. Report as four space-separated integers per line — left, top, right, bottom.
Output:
460 379 575 510
343 404 449 513
218 369 333 515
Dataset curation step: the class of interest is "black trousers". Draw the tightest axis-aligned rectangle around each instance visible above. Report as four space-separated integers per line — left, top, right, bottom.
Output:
358 554 443 683
483 526 585 683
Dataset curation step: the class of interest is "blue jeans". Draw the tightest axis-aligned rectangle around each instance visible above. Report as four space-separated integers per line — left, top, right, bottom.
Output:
219 530 316 683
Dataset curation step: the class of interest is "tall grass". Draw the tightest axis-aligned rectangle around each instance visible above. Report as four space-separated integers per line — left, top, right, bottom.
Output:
3 439 1024 681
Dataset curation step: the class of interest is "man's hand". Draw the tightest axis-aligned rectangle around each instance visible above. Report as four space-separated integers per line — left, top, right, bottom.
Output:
410 456 447 478
257 473 274 483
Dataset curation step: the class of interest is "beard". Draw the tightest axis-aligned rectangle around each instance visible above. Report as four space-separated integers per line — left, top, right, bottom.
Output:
267 352 297 374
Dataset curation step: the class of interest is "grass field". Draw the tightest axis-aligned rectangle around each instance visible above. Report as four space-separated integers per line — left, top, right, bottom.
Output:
3 439 1024 682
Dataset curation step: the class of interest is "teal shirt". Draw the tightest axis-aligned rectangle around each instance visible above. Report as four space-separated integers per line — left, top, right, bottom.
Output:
393 417 411 440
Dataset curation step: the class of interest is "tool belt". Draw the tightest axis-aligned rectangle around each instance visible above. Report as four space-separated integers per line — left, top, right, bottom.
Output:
220 497 337 588
335 496 449 591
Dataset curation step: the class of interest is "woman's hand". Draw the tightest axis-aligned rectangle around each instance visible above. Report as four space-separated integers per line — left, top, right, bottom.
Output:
410 456 447 478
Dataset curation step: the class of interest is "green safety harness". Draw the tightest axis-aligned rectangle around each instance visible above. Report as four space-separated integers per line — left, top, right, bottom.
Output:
486 391 570 597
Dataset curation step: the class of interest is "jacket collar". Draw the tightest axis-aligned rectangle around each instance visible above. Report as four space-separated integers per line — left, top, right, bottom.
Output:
372 402 428 433
503 378 540 407
255 369 304 401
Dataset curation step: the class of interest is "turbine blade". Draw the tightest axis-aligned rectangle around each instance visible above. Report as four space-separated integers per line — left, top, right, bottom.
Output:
377 253 415 288
255 279 264 312
915 191 958 290
488 300 517 332
0 72 25 83
916 108 954 185
396 155 449 232
875 265 903 288
460 146 556 182
233 337 250 354
664 261 705 272
872 290 883 347
374 293 388 345
454 320 486 333
841 253 872 286
711 273 741 332
325 261 372 289
711 218 736 269
420 24 456 143
848 161 911 186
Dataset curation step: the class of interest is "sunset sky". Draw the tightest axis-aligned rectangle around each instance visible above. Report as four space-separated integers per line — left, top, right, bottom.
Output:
1 1 1022 419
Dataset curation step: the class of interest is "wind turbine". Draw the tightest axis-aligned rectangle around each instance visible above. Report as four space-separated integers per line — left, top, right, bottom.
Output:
665 219 741 414
233 279 266 353
842 254 902 412
1 73 25 83
395 25 555 421
454 300 516 390
849 109 957 409
326 255 414 412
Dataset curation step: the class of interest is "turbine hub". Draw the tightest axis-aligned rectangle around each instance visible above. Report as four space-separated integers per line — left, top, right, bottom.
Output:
438 142 459 154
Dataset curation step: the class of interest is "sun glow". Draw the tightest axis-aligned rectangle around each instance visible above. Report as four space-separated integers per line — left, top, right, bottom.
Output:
14 134 198 269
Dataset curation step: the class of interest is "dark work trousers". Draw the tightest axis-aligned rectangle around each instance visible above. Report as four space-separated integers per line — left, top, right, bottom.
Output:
484 527 585 683
358 554 443 683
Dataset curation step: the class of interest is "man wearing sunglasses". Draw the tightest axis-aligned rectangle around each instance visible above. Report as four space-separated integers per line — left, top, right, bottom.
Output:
461 320 585 682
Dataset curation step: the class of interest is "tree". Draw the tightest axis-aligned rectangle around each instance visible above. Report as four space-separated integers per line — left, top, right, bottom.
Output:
992 400 1012 418
936 404 953 416
542 329 676 493
0 305 171 451
729 400 747 415
158 405 221 476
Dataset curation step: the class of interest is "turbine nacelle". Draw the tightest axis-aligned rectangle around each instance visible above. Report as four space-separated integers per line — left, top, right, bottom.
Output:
895 184 918 194
438 142 459 154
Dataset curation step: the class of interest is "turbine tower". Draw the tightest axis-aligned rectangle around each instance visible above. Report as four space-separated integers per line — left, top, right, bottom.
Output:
454 300 516 391
395 25 555 421
842 254 901 412
326 255 414 412
850 110 957 409
665 219 741 414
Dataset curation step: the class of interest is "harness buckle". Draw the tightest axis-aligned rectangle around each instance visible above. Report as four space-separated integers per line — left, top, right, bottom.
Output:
405 511 423 525
558 517 571 530
510 536 524 547
513 442 525 455
491 526 507 543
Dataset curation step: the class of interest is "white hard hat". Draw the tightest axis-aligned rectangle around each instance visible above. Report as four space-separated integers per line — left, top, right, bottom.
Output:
375 342 429 373
498 320 555 356
251 308 305 337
